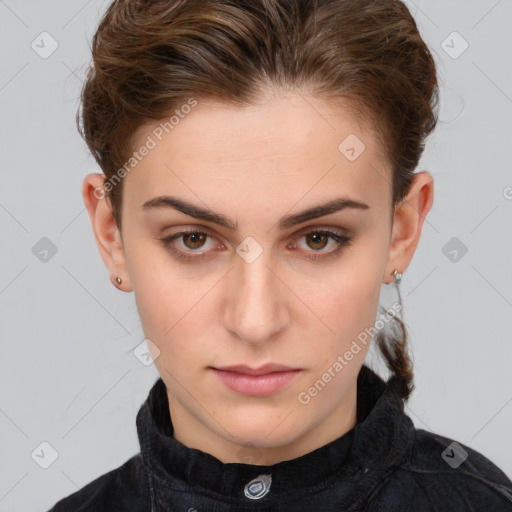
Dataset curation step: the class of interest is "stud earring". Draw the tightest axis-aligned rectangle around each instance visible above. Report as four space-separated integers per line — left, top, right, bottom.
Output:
393 269 402 284
115 277 122 285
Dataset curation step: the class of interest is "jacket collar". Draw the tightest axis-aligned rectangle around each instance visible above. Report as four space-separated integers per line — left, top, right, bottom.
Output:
136 364 415 504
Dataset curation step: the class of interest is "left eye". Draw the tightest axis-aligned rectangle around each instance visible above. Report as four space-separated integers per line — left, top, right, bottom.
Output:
176 231 213 251
158 228 352 261
290 229 353 260
297 231 343 251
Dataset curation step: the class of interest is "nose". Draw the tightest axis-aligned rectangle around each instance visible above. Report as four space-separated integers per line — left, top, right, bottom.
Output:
223 250 290 345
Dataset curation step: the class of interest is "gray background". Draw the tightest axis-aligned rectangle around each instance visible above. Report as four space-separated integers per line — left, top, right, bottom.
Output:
0 0 511 510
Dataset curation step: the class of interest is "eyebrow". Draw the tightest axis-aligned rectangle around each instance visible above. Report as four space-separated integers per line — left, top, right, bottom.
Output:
142 195 369 231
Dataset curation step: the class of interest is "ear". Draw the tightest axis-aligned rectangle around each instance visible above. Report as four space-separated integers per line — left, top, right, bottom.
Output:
82 173 133 292
383 171 434 284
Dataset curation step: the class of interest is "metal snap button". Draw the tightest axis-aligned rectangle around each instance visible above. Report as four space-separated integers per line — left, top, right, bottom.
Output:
243 474 272 499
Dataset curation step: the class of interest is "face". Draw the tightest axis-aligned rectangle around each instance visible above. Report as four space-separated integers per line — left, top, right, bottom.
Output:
93 89 427 465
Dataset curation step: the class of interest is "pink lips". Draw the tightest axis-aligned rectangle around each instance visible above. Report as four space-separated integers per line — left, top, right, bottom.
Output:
210 364 302 396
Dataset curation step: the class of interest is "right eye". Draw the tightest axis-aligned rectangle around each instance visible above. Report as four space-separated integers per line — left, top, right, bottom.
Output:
158 228 221 262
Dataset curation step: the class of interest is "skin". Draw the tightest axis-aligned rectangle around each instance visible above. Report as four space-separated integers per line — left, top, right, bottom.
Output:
82 89 433 465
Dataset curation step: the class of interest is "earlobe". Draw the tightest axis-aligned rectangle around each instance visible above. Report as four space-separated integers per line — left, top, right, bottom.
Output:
82 173 132 292
384 171 434 284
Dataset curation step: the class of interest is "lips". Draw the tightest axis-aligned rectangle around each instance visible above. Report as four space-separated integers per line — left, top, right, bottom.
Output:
212 363 300 376
209 364 302 396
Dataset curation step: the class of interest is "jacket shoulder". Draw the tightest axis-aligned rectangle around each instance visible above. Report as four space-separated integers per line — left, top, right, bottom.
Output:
47 453 149 511
365 428 512 511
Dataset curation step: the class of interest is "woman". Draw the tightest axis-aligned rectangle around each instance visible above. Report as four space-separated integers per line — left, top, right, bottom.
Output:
49 0 512 510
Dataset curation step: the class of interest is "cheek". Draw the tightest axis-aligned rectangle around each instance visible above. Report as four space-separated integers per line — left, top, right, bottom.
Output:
305 278 381 355
133 276 205 342
127 253 218 372
306 248 384 321
124 233 191 329
296 244 385 357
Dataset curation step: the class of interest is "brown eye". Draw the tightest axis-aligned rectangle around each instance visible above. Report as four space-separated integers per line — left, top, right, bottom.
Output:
305 232 329 251
182 232 208 250
293 229 353 261
158 229 217 262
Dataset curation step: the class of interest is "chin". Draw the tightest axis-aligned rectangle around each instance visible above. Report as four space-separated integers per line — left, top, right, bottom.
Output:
218 410 305 450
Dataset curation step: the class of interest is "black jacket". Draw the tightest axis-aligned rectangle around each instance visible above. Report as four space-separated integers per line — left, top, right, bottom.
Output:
48 365 512 511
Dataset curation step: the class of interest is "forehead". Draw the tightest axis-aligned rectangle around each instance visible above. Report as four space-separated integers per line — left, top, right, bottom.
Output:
124 92 390 211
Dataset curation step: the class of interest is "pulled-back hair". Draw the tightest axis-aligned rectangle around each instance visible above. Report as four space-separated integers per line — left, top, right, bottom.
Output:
78 0 439 402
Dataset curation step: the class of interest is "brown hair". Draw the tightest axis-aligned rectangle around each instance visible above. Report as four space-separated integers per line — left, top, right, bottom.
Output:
78 0 439 402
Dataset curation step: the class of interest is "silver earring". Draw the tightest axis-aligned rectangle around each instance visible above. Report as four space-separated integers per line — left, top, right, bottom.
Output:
115 277 122 285
393 269 402 284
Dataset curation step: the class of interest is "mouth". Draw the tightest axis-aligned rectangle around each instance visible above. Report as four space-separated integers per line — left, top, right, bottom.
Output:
212 363 301 375
209 364 303 396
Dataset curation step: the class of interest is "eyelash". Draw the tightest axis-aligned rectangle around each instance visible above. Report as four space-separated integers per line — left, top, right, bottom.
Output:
158 227 353 263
